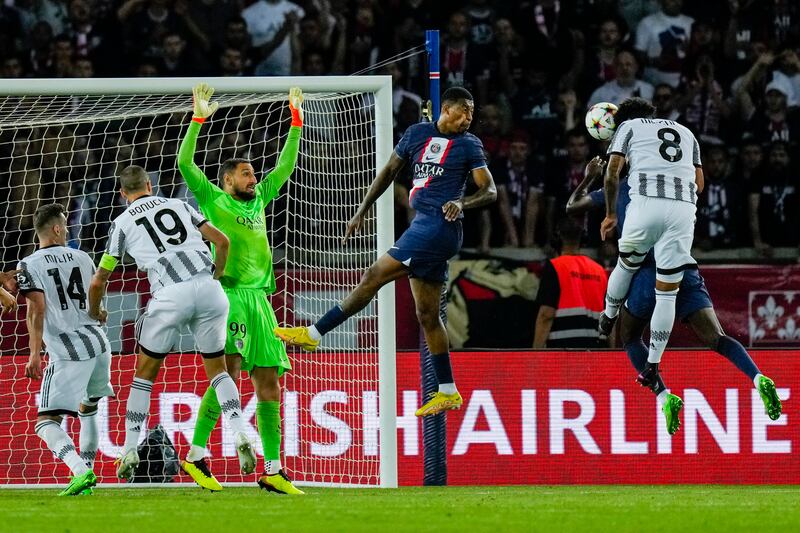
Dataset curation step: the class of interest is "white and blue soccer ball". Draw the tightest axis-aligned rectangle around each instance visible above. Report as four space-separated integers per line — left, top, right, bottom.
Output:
584 102 618 141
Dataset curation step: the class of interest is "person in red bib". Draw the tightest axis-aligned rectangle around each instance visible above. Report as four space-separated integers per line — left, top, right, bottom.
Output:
534 217 607 348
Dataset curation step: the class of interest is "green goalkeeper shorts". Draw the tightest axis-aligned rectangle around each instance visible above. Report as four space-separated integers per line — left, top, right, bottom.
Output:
223 287 291 375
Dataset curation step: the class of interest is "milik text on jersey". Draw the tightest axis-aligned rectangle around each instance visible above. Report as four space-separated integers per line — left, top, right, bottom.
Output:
43 252 75 264
127 197 168 216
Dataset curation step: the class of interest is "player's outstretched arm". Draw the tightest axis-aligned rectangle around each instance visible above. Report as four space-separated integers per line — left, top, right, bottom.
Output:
343 152 407 244
0 287 16 314
258 87 304 202
601 153 626 241
178 83 222 205
566 156 606 216
23 291 45 380
198 222 230 279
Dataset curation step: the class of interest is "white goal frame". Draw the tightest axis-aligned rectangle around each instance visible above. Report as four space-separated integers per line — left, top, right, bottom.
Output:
0 76 398 489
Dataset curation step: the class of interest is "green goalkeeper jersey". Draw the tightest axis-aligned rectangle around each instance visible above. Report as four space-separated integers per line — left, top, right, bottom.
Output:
177 120 301 293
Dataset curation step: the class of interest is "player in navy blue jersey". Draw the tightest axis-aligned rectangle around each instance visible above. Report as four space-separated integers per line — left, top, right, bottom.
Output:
276 87 497 416
567 157 782 435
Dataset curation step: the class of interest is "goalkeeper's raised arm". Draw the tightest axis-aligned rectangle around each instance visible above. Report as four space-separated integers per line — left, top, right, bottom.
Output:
178 83 304 205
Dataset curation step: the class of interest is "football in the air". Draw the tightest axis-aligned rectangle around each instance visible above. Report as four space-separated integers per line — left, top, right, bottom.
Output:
584 102 618 141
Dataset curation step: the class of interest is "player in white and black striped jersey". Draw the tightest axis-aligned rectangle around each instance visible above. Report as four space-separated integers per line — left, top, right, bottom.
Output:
87 165 257 482
19 203 114 495
599 97 705 390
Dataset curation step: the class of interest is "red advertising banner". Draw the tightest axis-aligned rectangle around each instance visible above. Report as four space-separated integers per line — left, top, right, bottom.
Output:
0 350 796 486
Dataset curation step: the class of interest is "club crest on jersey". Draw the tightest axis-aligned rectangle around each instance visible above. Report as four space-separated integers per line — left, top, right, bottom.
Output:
419 137 452 165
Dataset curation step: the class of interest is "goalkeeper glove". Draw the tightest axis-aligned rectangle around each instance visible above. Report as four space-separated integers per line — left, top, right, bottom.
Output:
289 86 304 126
192 82 219 122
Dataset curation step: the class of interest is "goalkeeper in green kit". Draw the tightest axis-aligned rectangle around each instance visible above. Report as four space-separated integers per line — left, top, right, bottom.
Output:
177 83 304 495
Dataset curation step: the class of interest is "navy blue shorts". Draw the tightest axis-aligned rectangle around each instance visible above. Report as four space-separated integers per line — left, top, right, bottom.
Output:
387 211 462 282
625 266 712 321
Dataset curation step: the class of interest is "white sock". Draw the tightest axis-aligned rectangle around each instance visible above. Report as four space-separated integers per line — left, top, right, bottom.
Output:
210 372 248 435
753 373 764 388
186 445 206 462
604 258 638 318
438 382 457 395
657 390 669 407
124 377 153 453
78 407 98 469
647 289 678 364
265 458 282 475
308 325 322 341
35 419 88 476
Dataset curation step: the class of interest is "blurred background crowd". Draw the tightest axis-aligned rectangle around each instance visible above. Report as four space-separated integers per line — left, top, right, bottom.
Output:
1 0 799 266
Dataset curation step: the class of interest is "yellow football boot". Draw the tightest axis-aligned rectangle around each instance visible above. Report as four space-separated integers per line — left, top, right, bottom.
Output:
181 459 223 492
257 469 305 495
274 326 320 352
415 391 463 417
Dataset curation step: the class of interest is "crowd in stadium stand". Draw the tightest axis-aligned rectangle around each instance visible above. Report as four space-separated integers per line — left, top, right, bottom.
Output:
1 0 799 262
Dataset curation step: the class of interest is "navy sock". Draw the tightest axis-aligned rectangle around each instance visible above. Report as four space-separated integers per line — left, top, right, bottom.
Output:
431 352 454 384
315 305 348 336
624 339 666 395
716 335 760 380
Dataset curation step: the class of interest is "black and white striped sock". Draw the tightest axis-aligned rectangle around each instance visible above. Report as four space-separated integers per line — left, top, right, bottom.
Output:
210 372 247 435
124 377 153 453
35 419 88 476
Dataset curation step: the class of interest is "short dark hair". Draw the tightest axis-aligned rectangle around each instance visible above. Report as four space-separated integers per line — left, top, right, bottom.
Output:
33 203 66 234
615 97 655 124
119 165 149 192
442 86 473 106
557 216 583 246
219 158 251 181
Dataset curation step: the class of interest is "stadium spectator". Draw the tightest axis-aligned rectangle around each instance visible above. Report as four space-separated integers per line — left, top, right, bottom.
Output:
533 216 607 348
677 54 730 143
741 75 800 146
2 56 25 78
696 145 740 249
514 0 580 81
50 34 75 78
730 139 763 185
475 103 510 163
491 18 526 99
634 0 694 87
218 47 245 77
587 49 654 106
157 32 193 77
117 0 186 63
71 57 94 78
441 11 472 90
510 60 561 159
179 0 242 56
242 0 303 76
27 20 54 77
652 83 684 121
748 141 800 254
13 0 68 36
217 16 256 75
545 129 593 247
0 4 23 59
580 17 624 99
491 132 544 249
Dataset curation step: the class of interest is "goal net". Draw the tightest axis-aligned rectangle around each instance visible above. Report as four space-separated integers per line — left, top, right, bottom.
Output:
0 77 397 488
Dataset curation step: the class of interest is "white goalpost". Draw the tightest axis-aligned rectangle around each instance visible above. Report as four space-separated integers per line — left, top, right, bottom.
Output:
0 76 397 488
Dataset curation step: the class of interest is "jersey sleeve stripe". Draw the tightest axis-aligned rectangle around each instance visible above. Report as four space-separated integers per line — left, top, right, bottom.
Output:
469 164 488 171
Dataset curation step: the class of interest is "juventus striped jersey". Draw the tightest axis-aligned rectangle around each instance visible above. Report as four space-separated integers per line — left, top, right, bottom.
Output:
17 246 111 362
608 118 702 204
106 196 214 293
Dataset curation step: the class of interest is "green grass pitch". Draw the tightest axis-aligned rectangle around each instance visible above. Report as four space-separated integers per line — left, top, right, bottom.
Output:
3 486 798 532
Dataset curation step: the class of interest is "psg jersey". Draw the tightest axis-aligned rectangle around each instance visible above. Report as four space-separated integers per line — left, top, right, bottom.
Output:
394 122 487 215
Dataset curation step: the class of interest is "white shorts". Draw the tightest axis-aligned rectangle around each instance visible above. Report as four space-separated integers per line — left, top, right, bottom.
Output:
136 273 229 357
39 350 114 416
618 196 697 284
